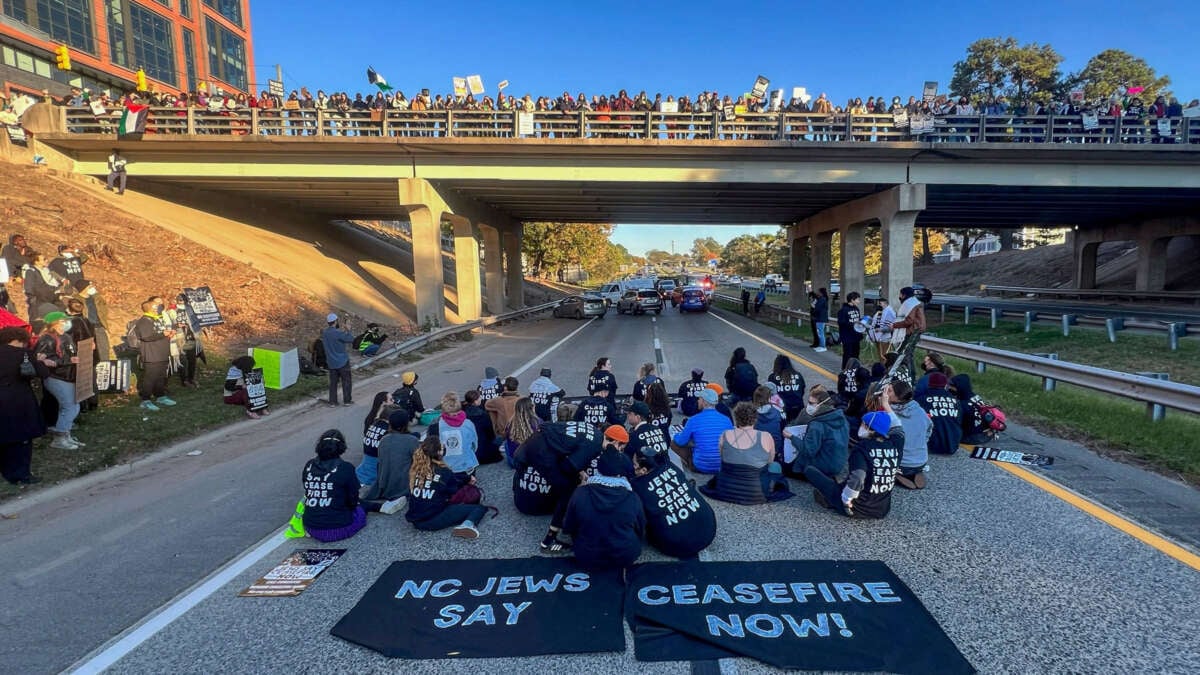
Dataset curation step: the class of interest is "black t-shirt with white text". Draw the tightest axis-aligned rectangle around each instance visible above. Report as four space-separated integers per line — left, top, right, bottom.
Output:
632 462 717 558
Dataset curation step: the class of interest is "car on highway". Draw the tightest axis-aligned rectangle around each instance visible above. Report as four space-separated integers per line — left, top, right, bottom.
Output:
655 278 677 303
553 294 607 319
616 289 664 315
677 286 709 313
830 280 841 295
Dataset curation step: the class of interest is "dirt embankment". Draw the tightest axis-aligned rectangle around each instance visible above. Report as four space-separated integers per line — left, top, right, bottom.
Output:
913 242 1133 295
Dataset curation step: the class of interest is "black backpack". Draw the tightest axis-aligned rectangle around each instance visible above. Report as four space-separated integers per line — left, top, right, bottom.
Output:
310 337 328 370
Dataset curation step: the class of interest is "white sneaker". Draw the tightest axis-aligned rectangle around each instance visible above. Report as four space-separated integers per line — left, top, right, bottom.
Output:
452 522 479 539
68 435 87 447
50 436 80 450
379 496 407 515
814 347 827 353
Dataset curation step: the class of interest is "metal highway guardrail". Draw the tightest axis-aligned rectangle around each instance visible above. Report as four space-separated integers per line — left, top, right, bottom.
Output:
61 107 1200 144
982 285 1200 304
711 292 1199 418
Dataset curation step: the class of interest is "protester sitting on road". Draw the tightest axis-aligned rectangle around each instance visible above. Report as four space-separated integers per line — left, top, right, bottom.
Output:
405 436 488 539
485 376 521 433
644 380 673 429
890 380 932 489
700 402 790 505
391 371 424 419
575 386 619 428
707 382 735 421
463 389 499 463
520 419 605 553
676 367 710 419
769 355 806 422
838 357 872 422
625 401 669 463
223 355 269 418
302 430 366 543
949 374 993 445
503 397 541 467
437 392 479 479
914 351 955 400
528 367 565 422
562 446 646 570
36 311 84 450
321 313 355 406
363 409 419 514
631 362 663 402
724 347 759 402
587 357 618 407
805 399 904 519
783 384 849 479
917 372 963 455
1 325 48 485
630 445 716 559
671 386 734 473
752 385 784 459
357 394 394 487
476 366 502 402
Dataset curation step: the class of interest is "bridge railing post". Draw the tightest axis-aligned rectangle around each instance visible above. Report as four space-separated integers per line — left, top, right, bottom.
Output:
578 110 586 138
777 113 787 141
445 110 454 138
250 108 259 136
511 111 519 138
379 110 388 137
1045 113 1055 143
977 115 986 143
1114 115 1123 143
844 114 853 141
316 109 325 136
710 112 720 140
186 108 196 135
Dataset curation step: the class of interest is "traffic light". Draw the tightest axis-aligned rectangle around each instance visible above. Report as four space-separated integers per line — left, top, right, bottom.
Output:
135 68 147 92
54 45 71 71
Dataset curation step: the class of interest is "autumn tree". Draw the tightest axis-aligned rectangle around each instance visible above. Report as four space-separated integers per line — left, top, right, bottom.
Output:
521 222 614 279
690 236 722 264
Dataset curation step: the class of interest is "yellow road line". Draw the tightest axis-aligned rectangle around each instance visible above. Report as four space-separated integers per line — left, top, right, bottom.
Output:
710 310 1200 573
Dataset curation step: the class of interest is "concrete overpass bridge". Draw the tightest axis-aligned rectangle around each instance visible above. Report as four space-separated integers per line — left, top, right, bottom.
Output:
28 106 1200 325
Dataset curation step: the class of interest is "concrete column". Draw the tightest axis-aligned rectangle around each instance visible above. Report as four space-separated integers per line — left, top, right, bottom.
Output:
840 222 867 301
408 205 447 328
1074 239 1100 289
810 231 833 296
1135 236 1170 291
503 224 524 309
480 224 504 314
880 211 918 304
788 232 810 310
450 218 481 322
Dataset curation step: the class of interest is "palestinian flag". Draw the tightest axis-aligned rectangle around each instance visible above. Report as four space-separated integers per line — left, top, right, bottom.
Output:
118 103 148 138
366 66 393 92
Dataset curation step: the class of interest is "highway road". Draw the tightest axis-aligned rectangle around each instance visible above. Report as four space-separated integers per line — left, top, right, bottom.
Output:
3 307 1198 674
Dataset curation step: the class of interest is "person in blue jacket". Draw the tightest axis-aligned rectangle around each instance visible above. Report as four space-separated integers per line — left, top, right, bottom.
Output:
436 392 479 480
918 372 963 455
783 384 849 478
671 387 733 473
562 447 646 570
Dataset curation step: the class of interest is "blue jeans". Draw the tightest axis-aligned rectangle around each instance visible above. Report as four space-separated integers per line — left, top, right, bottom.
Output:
356 455 378 486
362 344 381 356
815 322 827 348
44 377 80 434
804 465 851 516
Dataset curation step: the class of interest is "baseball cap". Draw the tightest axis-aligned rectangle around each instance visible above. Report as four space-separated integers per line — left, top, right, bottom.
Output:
628 401 650 418
326 313 338 323
540 367 552 377
596 448 630 477
691 367 704 377
699 388 719 405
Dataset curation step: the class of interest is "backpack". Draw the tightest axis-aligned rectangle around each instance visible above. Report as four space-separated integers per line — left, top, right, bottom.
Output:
124 319 142 350
310 338 327 370
298 354 324 375
975 401 1007 433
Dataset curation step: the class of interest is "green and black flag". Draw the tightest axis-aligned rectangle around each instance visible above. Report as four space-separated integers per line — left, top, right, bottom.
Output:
366 67 393 92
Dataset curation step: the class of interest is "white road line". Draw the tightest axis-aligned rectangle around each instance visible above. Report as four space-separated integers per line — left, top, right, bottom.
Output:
99 516 152 544
708 312 836 382
14 546 91 585
509 318 596 378
653 338 662 350
70 529 288 674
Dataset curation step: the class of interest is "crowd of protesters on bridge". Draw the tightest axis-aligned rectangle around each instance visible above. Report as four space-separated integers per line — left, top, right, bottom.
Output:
46 82 1200 143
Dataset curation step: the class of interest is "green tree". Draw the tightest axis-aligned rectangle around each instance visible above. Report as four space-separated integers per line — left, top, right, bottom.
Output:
950 37 1063 105
521 222 614 279
1068 49 1171 101
721 233 784 277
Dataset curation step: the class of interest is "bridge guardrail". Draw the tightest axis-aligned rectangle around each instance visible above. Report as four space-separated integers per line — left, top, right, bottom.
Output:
981 285 1200 305
60 107 1200 145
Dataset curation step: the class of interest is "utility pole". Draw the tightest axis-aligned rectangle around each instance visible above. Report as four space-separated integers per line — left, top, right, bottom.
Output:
276 64 283 90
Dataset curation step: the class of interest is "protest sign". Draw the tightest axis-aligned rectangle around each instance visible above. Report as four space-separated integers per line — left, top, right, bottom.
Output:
923 81 938 102
723 105 735 122
1081 112 1099 131
245 367 268 411
89 100 106 116
239 549 345 597
769 89 784 111
0 258 8 283
626 560 973 673
268 79 284 97
660 101 678 113
751 75 769 100
792 86 806 101
74 338 95 403
467 75 485 96
94 358 132 393
518 111 535 136
1070 89 1085 103
1183 106 1200 118
452 77 467 98
892 110 909 128
331 558 625 659
1157 118 1173 137
181 286 223 327
497 79 509 91
5 124 27 147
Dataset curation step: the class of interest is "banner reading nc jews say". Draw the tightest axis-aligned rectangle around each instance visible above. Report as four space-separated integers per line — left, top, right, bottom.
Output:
626 560 974 674
331 558 625 659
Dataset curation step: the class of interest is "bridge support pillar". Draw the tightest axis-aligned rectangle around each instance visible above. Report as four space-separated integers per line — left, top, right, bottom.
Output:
788 233 809 310
1135 236 1170 292
880 211 918 304
406 205 447 328
811 231 833 298
480 224 505 315
450 218 482 322
504 224 524 309
841 223 867 302
1074 238 1100 289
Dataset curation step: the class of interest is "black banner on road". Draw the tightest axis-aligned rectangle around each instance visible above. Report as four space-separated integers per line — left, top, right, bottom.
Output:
626 560 974 674
182 286 224 327
331 557 625 659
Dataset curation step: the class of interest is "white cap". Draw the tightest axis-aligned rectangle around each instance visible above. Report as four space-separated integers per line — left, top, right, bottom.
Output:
326 313 338 323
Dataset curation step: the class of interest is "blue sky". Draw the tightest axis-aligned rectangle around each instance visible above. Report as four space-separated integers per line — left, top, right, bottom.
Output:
250 0 1197 255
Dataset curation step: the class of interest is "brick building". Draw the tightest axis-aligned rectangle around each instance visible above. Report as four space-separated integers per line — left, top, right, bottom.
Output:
0 0 253 100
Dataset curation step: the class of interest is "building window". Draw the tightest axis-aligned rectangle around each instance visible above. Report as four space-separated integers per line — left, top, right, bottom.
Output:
130 2 176 86
34 0 96 54
179 0 189 18
181 27 196 92
202 0 240 27
104 0 127 67
204 17 245 90
151 0 168 7
2 0 29 24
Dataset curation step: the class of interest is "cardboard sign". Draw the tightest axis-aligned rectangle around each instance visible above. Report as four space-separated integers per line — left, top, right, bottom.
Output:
892 110 909 128
769 89 784 111
239 548 346 597
751 75 770 100
660 101 678 113
268 79 284 97
1070 89 1085 103
517 111 534 135
722 105 735 121
467 75 484 96
5 124 27 147
922 81 938 102
331 558 625 659
792 86 806 100
0 258 8 283
1182 106 1200 118
627 560 974 673
181 286 223 327
452 77 467 98
74 338 95 403
1081 112 1099 131
89 100 106 116
1157 118 1173 136
245 367 268 410
94 358 132 393
282 100 300 110
497 79 509 91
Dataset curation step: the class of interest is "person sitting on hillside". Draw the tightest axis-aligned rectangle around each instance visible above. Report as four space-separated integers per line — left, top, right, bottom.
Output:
462 389 499 463
676 367 710 419
630 443 716 559
918 372 963 455
700 402 790 505
223 355 268 419
631 362 663 402
783 384 849 478
363 409 419 515
562 446 646 571
405 436 489 539
301 430 366 543
391 371 424 418
805 401 904 520
671 386 733 473
352 322 387 356
724 347 759 402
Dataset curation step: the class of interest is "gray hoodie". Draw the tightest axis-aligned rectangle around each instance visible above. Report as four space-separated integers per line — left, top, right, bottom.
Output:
892 400 932 469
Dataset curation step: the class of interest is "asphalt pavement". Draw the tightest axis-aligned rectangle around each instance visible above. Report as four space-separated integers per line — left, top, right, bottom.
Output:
4 305 1199 674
